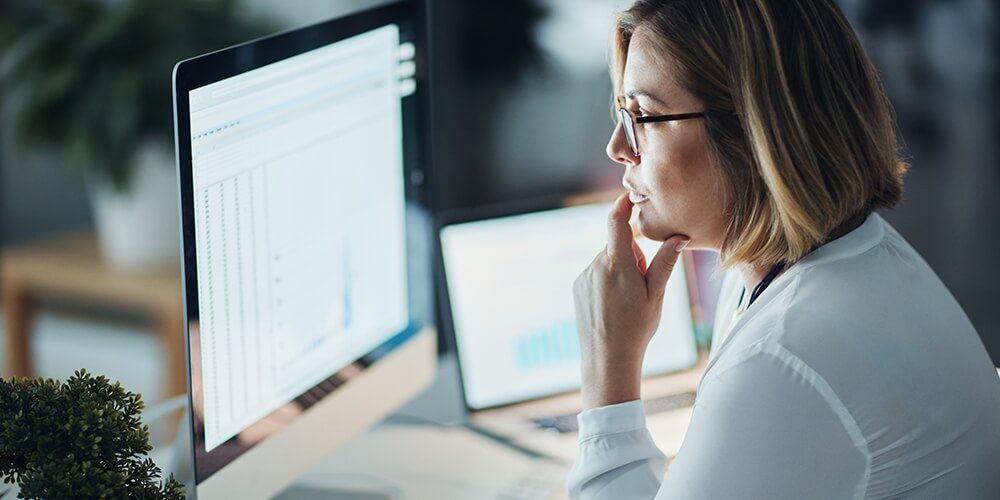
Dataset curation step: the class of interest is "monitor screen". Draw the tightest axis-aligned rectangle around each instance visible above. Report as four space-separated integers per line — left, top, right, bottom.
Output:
188 23 410 453
440 202 698 410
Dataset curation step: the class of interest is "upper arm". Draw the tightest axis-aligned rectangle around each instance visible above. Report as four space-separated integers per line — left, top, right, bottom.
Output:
658 343 869 500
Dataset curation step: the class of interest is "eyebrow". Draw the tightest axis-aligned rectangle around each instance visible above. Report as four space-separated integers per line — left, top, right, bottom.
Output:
625 89 668 108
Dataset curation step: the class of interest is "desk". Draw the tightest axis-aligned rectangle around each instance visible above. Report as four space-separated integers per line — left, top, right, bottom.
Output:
1 231 186 397
277 349 709 499
285 421 570 499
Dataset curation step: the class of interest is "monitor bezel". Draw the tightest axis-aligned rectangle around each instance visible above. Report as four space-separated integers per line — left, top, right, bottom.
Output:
172 0 431 483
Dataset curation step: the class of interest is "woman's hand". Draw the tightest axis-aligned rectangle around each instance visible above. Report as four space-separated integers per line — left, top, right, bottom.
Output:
573 194 689 409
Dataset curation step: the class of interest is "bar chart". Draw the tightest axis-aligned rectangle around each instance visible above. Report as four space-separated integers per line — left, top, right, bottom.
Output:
513 317 581 370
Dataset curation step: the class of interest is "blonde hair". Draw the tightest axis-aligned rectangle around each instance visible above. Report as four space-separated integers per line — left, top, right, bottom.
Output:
612 0 908 267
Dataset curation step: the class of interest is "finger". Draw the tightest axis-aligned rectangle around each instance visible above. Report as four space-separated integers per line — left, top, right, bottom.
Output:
631 239 647 274
645 235 690 298
606 193 635 264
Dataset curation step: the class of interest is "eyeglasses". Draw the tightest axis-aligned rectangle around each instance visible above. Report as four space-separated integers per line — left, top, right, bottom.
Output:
616 97 706 157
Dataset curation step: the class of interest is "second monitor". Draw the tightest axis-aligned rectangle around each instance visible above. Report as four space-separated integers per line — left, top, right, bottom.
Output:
439 200 699 411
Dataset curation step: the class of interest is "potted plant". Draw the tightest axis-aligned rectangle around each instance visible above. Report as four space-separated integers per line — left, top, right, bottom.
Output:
0 0 272 271
0 369 185 499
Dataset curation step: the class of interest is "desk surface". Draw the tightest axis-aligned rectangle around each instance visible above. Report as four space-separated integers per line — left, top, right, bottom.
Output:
293 421 569 499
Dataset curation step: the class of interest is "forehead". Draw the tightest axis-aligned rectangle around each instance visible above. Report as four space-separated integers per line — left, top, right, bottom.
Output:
621 28 682 100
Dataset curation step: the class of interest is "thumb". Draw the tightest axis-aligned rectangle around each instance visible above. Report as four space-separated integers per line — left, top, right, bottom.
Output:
645 235 689 299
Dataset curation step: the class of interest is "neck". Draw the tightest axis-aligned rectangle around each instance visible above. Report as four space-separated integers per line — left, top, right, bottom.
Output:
739 263 780 300
738 211 870 295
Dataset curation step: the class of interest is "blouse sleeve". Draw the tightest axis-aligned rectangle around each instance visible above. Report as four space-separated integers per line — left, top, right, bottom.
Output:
565 399 667 499
567 343 869 499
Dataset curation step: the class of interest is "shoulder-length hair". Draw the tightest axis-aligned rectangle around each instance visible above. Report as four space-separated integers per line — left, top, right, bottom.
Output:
612 0 908 267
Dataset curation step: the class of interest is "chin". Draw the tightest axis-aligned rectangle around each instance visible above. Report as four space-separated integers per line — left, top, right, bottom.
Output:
636 204 687 241
635 209 672 242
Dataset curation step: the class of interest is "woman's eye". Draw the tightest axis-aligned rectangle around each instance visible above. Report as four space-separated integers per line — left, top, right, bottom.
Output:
634 108 646 117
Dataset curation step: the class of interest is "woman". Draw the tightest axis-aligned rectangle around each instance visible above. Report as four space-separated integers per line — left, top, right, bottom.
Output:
568 1 1000 498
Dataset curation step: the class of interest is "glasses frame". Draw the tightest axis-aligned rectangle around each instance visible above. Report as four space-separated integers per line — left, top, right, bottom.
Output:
616 96 706 157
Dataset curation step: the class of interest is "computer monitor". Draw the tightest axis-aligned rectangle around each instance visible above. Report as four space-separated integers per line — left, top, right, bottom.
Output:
172 2 435 497
438 201 698 411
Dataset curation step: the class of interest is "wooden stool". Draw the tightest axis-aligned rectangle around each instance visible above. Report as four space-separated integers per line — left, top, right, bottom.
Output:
1 231 186 398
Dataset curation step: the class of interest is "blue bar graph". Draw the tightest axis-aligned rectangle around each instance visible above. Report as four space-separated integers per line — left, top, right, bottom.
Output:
514 318 581 370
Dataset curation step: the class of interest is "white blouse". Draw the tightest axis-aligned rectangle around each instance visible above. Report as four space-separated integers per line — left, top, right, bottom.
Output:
566 213 1000 499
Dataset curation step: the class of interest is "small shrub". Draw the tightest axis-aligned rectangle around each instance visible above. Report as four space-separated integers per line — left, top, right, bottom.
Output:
0 369 184 499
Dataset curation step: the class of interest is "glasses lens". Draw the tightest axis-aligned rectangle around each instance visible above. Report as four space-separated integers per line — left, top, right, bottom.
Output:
618 108 638 155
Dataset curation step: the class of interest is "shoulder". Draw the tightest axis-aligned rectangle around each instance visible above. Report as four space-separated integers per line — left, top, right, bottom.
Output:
699 339 868 450
692 340 871 477
703 339 841 405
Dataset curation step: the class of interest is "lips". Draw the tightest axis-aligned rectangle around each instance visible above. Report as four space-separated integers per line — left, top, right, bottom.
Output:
623 180 650 204
628 191 649 203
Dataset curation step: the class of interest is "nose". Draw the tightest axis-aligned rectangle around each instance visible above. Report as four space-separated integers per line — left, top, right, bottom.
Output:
606 120 638 167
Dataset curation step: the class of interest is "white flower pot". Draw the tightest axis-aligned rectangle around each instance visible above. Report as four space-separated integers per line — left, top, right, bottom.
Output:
87 141 180 272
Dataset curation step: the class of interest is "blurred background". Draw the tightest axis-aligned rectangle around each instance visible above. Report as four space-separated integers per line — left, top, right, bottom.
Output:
1 0 997 451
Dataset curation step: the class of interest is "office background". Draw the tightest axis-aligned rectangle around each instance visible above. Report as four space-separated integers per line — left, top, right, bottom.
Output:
1 0 997 433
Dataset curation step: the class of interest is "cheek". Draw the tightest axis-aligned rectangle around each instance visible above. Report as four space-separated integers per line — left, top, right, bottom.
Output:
644 126 709 187
638 129 720 239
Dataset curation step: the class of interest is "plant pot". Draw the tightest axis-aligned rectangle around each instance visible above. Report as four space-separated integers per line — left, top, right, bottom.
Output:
87 141 180 272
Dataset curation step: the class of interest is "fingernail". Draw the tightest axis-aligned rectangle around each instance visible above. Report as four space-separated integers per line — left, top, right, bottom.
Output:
674 239 690 253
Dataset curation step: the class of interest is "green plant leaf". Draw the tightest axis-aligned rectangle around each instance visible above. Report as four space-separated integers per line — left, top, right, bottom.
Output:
0 369 186 498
